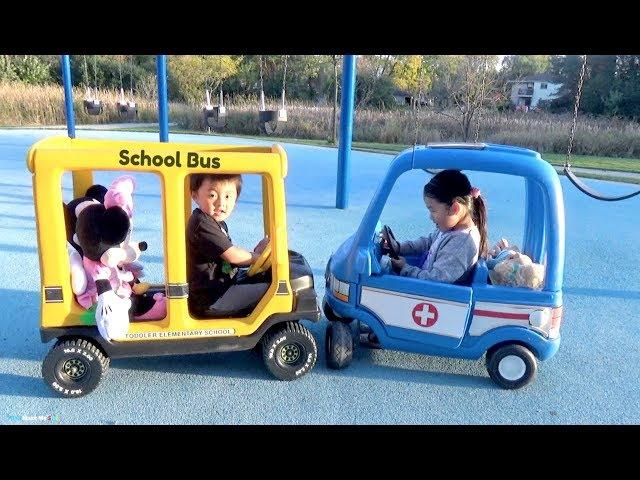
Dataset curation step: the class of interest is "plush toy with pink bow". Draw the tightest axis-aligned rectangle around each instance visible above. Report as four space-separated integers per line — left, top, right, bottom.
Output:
67 175 166 340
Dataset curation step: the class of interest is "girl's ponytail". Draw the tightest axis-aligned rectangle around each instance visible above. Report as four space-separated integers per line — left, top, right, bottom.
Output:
472 195 488 258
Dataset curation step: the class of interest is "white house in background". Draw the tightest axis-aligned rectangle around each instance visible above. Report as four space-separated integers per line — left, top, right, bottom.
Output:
508 73 563 110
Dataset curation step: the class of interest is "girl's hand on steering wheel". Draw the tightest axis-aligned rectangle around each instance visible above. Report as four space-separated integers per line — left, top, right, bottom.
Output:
390 256 406 273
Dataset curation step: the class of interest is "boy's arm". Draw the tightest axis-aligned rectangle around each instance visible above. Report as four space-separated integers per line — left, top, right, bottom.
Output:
398 230 437 256
399 234 477 283
221 246 258 267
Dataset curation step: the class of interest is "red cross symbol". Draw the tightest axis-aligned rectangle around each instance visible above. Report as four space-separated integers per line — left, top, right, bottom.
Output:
412 302 438 327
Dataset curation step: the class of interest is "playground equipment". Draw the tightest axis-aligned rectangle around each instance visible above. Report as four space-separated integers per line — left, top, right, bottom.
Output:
28 136 321 397
324 143 565 390
203 86 227 131
258 55 288 135
562 55 640 201
116 55 137 120
82 55 102 116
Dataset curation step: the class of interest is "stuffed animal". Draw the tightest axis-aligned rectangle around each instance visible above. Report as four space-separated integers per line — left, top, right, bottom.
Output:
487 238 545 290
72 175 166 340
64 185 108 296
64 184 145 295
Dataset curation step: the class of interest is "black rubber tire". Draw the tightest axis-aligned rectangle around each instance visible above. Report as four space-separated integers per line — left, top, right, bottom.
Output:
326 321 353 369
42 338 109 398
486 344 537 390
262 322 317 381
260 120 280 135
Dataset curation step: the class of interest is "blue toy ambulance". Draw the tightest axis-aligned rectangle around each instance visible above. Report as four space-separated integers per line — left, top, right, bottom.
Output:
323 143 564 389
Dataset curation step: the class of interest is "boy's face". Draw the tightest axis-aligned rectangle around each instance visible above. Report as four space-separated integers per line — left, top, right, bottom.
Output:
192 178 238 223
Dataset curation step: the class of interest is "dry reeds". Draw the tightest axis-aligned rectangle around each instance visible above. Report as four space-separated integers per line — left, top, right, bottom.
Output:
3 82 640 158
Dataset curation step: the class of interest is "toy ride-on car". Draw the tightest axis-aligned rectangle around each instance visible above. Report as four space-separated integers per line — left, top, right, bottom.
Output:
27 136 320 397
323 143 565 389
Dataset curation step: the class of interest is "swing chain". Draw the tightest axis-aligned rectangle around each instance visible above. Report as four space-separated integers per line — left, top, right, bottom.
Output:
119 59 123 91
259 55 264 93
282 55 288 93
566 55 588 168
413 56 424 147
93 55 98 93
83 55 90 92
130 55 134 97
474 56 489 143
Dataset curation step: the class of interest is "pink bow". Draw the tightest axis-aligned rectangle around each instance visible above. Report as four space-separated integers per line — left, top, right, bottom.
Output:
470 187 481 198
104 175 136 218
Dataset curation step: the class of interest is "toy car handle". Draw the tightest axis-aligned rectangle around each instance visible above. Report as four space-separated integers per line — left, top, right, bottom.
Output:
381 225 400 260
247 242 272 277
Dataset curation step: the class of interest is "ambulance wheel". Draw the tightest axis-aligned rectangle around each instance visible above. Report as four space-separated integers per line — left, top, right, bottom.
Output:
325 320 353 369
486 344 537 390
42 338 109 398
262 322 317 381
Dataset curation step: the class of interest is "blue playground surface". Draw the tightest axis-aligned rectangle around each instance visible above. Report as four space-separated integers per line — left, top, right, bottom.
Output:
0 128 638 425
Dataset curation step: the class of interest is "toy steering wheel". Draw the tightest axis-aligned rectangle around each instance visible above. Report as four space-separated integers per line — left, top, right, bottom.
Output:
247 242 272 277
381 225 400 260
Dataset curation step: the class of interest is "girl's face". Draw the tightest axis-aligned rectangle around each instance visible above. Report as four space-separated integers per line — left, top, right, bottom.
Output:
425 195 462 232
191 178 238 223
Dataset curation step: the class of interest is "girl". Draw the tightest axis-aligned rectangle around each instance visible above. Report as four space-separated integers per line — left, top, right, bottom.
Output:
384 169 488 285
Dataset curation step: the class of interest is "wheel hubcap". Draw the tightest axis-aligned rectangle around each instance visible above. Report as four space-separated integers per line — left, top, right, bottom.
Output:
63 358 87 380
498 355 526 381
280 343 301 364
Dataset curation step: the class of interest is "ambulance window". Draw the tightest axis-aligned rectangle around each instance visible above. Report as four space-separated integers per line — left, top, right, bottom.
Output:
379 170 525 259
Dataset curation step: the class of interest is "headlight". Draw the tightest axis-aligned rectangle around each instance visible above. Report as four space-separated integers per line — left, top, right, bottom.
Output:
329 273 350 302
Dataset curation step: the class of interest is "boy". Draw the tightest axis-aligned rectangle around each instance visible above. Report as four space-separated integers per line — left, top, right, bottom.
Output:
187 173 269 317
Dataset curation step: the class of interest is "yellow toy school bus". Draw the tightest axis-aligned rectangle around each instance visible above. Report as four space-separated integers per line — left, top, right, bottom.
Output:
27 136 320 397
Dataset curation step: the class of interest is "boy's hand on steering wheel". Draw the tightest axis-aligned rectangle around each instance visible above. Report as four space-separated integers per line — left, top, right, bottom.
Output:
390 256 406 273
254 235 269 254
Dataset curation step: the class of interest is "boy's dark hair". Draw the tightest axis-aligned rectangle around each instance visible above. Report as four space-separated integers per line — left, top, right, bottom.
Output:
423 169 488 258
190 173 243 196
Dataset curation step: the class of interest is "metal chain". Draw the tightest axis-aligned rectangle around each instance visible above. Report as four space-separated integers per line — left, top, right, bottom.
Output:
130 56 134 97
119 60 123 91
93 55 98 91
474 56 488 143
566 55 588 167
413 57 424 147
259 55 264 93
83 55 89 89
282 54 288 91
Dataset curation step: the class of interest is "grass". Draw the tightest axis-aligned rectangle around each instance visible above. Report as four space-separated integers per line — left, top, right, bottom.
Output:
542 153 640 173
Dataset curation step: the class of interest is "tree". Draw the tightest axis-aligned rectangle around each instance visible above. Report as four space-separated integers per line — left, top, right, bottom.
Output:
580 55 616 115
547 55 584 113
609 55 640 119
392 55 434 100
355 55 397 109
168 55 240 104
427 55 500 141
0 55 52 84
0 55 18 82
500 55 550 81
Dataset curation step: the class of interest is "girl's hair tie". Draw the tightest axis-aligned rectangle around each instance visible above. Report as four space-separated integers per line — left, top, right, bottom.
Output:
470 187 481 199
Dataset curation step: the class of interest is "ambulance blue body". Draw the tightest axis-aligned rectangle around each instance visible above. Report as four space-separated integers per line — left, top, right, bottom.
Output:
323 143 565 389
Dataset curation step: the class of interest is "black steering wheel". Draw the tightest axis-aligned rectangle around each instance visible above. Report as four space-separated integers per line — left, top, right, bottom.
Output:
380 225 400 260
